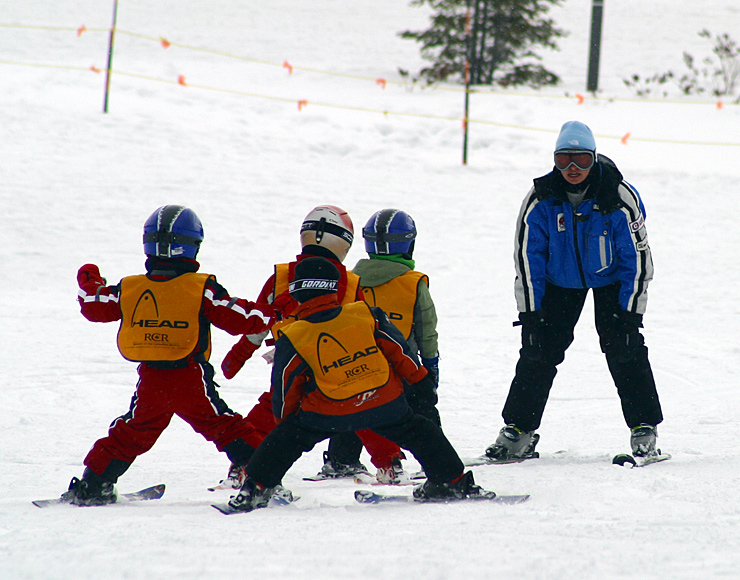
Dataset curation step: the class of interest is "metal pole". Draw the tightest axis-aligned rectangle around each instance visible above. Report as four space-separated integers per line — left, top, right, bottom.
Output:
103 0 119 113
462 0 471 165
586 0 604 93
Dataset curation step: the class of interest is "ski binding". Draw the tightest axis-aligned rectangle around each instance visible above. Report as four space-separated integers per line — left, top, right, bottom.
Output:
32 484 165 508
612 452 672 468
211 489 298 515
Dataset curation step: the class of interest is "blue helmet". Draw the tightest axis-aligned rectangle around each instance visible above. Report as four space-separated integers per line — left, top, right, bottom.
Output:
362 209 416 256
143 205 203 259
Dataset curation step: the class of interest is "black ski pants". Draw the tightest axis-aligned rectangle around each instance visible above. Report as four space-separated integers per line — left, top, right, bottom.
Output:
246 410 464 488
502 282 663 432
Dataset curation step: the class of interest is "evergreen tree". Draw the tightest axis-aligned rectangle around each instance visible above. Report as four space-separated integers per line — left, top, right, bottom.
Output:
400 0 566 87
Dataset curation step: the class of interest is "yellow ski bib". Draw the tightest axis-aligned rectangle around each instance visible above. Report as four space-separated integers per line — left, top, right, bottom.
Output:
360 271 427 340
117 273 212 362
279 302 390 401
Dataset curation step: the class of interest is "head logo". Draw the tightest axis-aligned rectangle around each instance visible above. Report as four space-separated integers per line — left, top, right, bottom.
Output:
130 290 188 329
316 332 379 375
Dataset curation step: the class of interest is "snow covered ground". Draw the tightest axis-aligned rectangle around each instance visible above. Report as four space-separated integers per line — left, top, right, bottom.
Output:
2 1 740 578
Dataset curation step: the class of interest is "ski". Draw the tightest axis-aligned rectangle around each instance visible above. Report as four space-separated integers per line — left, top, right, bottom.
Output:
211 489 298 515
354 489 530 505
32 484 165 508
463 453 539 467
207 482 236 492
303 470 371 482
612 452 671 468
353 470 426 486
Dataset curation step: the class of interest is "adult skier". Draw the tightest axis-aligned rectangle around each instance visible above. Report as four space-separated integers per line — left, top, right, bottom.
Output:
486 121 664 461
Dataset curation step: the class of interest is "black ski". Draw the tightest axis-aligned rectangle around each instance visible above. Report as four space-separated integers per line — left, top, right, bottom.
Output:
32 484 165 508
303 470 372 482
463 453 539 467
211 490 298 515
612 452 671 468
354 489 530 505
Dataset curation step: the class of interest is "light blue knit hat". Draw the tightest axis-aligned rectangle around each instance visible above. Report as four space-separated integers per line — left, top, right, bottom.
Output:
555 121 596 152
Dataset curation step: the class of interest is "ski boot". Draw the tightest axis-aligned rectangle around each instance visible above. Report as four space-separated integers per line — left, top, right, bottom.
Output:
218 463 247 490
315 451 370 479
376 456 405 484
485 424 540 460
413 471 495 501
227 478 291 512
60 468 118 506
630 424 658 457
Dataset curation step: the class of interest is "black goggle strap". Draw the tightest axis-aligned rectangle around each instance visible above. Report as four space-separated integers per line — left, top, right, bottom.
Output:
300 219 353 245
143 231 202 251
362 229 417 243
288 278 339 294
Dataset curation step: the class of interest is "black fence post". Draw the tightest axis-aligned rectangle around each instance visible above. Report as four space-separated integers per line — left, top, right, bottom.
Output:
586 0 604 93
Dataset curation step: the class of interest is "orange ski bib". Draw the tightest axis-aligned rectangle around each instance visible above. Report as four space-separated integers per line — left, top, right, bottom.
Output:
117 273 211 362
279 302 390 401
360 271 427 340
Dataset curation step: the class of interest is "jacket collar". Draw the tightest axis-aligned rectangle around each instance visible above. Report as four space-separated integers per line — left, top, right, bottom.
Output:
533 154 624 214
293 294 342 320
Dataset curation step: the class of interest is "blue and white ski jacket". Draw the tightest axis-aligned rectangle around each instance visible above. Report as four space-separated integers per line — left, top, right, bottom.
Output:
514 155 653 315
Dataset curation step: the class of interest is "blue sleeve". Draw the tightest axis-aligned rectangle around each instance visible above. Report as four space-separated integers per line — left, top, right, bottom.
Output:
514 190 550 312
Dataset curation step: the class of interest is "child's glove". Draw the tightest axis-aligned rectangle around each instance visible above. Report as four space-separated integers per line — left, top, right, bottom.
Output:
421 356 439 388
77 264 106 288
271 289 296 320
221 332 266 379
407 374 441 426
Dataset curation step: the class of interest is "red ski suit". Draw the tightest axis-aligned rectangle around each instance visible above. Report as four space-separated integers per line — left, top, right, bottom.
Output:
224 252 404 468
76 258 275 478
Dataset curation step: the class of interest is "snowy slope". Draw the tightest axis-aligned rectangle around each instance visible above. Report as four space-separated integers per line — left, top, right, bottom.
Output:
2 1 740 579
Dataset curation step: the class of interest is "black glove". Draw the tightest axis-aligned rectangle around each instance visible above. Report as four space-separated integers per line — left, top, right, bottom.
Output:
407 374 441 426
515 311 547 361
610 311 644 363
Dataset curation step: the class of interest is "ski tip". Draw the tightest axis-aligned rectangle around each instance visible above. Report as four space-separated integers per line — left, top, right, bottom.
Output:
211 503 230 514
211 502 242 515
135 484 166 500
612 453 637 467
354 489 381 504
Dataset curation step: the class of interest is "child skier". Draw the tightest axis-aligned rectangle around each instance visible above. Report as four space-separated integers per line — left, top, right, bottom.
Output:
354 208 441 427
218 205 405 488
317 208 441 484
224 257 492 512
58 205 275 505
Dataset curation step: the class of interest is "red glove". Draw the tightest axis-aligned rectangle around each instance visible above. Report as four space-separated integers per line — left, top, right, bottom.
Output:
221 335 261 379
77 264 106 289
271 289 297 319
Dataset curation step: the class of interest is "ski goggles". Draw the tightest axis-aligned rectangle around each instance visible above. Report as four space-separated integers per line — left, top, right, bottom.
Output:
554 150 595 171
